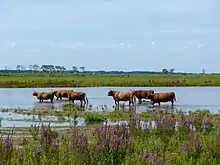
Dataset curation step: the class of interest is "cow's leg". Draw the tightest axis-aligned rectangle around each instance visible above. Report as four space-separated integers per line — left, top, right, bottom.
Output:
129 100 131 106
158 102 160 106
50 98 53 103
171 100 174 106
139 98 142 104
80 100 83 108
83 98 87 107
116 101 120 108
152 101 155 106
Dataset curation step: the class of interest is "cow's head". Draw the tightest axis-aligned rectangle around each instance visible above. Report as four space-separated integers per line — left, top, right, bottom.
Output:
108 89 115 96
32 92 38 96
146 93 154 99
53 90 58 96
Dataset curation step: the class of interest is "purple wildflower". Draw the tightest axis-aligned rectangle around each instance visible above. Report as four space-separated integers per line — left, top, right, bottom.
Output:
113 135 120 149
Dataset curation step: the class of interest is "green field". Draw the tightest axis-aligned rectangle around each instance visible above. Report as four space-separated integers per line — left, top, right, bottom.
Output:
0 73 219 88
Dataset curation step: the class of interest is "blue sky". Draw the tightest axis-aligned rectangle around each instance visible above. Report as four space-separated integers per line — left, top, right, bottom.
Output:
0 0 219 73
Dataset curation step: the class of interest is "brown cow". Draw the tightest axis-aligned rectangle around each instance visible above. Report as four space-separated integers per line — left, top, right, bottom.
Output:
54 89 73 100
132 89 154 104
68 91 88 107
32 91 54 103
146 92 176 106
108 89 136 106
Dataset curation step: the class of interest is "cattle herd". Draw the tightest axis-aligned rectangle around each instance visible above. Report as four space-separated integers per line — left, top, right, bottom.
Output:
32 89 176 108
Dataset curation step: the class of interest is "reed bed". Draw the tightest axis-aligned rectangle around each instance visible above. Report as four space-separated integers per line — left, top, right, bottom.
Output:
0 109 220 165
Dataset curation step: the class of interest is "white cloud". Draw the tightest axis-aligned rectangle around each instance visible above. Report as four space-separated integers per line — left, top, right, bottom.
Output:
2 41 17 49
59 43 69 49
119 43 124 48
10 42 17 48
70 42 85 49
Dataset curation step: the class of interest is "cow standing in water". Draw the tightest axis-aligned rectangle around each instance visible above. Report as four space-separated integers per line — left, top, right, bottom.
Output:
146 92 176 106
107 89 136 106
132 89 154 104
68 91 88 108
32 91 55 103
54 89 73 100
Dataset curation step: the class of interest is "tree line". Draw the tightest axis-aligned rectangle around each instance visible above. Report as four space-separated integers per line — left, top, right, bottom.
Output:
1 64 209 74
4 64 86 73
1 64 177 74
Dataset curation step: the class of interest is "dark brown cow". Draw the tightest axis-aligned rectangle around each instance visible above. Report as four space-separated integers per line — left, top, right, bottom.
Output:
108 89 136 106
146 92 176 106
32 91 54 103
54 89 73 100
132 89 154 104
68 91 88 107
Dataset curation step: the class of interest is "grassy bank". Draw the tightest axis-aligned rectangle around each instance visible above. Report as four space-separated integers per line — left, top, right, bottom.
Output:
0 73 219 88
0 109 220 164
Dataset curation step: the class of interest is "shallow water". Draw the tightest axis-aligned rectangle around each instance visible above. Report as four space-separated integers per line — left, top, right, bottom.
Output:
0 86 219 127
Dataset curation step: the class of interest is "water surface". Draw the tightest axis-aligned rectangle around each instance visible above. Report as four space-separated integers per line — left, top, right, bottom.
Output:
0 87 219 127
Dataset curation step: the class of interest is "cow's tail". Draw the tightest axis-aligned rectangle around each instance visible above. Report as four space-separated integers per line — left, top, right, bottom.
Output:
173 92 176 101
130 89 137 105
84 93 88 104
50 89 55 95
133 94 137 105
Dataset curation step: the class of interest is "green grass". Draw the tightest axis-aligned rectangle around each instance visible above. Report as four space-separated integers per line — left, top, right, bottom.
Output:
0 73 219 87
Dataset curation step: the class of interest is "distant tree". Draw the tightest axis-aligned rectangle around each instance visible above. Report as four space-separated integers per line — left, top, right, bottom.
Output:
32 64 39 71
4 66 8 70
72 66 78 72
41 65 48 72
55 65 61 72
20 65 26 71
162 68 169 74
16 65 21 71
41 65 55 72
79 66 85 72
170 68 175 73
29 65 33 71
60 66 66 72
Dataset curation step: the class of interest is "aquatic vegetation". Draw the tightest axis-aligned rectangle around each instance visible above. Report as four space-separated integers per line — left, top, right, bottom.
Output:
0 110 220 164
0 117 3 127
0 73 220 88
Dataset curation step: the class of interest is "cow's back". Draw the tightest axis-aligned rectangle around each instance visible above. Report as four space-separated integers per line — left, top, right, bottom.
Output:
69 91 84 100
135 90 154 98
116 91 133 101
42 92 51 99
153 92 174 101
